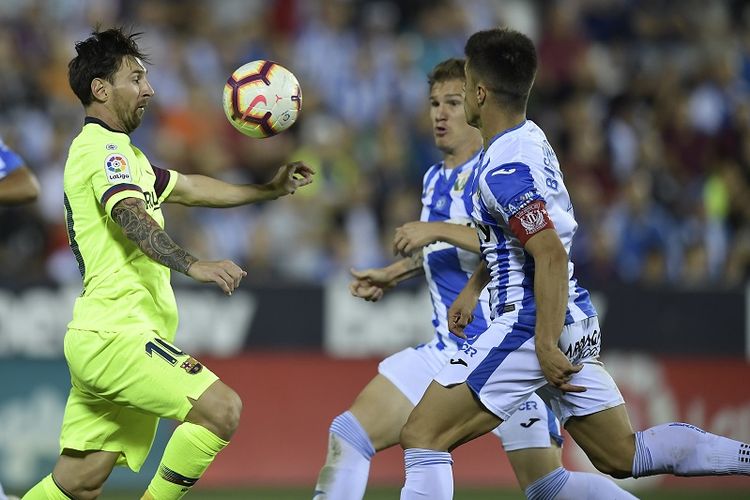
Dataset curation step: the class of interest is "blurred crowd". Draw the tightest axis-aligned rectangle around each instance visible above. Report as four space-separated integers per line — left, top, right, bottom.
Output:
0 0 749 289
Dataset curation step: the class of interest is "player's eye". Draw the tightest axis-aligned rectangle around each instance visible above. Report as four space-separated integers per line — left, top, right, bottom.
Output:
430 100 438 107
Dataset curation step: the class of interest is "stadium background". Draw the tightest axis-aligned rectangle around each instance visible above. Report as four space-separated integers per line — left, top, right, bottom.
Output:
0 0 749 497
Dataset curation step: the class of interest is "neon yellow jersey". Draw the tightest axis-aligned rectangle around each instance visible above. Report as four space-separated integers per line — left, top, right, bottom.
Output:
63 117 180 339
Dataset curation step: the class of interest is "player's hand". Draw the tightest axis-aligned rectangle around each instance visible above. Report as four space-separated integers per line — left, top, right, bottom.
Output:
268 161 315 196
393 222 437 257
448 288 479 339
349 267 395 302
187 259 247 296
535 343 586 393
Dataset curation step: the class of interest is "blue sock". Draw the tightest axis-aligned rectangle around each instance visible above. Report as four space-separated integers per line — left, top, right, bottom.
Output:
400 448 453 500
313 411 375 500
633 422 750 477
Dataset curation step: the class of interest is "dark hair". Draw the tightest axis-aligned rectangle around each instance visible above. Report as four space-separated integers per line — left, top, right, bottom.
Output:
428 58 466 88
68 27 149 106
464 28 537 112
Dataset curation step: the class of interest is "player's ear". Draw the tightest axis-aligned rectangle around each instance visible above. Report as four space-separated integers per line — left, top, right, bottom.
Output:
476 83 487 107
91 78 109 103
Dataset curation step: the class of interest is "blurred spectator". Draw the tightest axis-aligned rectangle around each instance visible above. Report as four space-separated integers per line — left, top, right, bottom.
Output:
0 0 748 289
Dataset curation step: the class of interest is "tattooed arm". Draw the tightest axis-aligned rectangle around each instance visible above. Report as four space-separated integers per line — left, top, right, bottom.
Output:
111 197 246 294
111 197 198 273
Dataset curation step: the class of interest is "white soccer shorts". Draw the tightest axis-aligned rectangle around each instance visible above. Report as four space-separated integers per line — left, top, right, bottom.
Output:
379 337 562 451
434 315 625 425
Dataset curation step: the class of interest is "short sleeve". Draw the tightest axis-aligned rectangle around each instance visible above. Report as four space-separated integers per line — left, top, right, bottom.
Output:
480 161 554 245
89 147 144 218
152 165 179 203
480 162 544 222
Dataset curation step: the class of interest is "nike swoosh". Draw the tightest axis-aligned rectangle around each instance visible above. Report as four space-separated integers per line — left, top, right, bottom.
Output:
312 490 325 499
520 417 540 428
449 358 468 367
242 94 267 119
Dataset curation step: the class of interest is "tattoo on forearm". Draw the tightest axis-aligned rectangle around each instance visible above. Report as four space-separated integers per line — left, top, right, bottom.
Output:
112 198 198 274
394 253 424 282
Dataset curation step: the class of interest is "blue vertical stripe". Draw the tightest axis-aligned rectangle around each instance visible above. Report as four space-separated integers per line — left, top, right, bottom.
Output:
466 321 534 392
546 405 564 446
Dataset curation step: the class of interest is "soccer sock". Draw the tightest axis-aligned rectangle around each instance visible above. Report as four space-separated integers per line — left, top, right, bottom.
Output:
313 411 375 500
525 467 638 500
400 448 453 500
0 480 7 500
632 422 750 477
145 422 229 500
21 474 73 500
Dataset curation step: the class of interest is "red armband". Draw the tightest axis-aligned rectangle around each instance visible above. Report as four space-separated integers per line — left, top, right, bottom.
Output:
508 199 555 245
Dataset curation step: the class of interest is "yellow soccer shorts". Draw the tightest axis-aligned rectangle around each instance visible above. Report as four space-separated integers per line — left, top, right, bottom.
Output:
60 328 219 472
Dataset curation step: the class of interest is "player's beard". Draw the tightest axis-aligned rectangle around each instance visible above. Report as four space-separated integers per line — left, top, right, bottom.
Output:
113 97 142 134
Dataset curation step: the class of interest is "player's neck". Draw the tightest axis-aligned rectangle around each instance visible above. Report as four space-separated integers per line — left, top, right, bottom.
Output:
85 105 128 134
443 139 482 170
480 111 526 149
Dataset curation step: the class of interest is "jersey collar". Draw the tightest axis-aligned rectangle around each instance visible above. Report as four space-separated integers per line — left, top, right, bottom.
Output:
84 116 127 135
484 119 527 151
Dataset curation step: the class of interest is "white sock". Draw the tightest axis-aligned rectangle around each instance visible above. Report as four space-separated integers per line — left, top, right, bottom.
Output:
526 467 638 499
633 422 750 477
313 411 375 500
0 481 7 500
400 448 453 500
525 467 637 500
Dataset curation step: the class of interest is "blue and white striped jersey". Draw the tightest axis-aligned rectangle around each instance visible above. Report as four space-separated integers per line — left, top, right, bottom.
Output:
420 149 492 349
471 120 596 325
0 137 24 181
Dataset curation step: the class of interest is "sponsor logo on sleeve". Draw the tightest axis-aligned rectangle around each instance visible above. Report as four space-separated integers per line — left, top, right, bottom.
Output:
501 191 535 216
105 143 118 150
104 154 132 183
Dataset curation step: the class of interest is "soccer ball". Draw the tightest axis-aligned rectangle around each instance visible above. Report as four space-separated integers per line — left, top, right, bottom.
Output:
222 60 302 138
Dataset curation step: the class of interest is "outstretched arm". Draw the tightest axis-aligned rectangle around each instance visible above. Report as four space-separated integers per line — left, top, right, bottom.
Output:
393 221 480 257
350 253 425 302
165 161 314 207
0 166 40 205
111 197 246 295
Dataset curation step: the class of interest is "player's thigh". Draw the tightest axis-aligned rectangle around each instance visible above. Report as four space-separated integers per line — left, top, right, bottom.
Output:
434 319 548 422
496 392 563 451
565 404 636 478
401 381 502 452
349 374 414 451
65 328 218 421
59 383 160 472
506 443 563 491
362 343 450 450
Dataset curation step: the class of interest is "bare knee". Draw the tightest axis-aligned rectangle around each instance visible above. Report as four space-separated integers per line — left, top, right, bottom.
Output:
209 387 242 439
400 411 441 450
189 382 243 440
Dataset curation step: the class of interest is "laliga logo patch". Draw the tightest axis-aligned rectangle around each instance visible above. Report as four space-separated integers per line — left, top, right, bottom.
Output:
104 154 131 183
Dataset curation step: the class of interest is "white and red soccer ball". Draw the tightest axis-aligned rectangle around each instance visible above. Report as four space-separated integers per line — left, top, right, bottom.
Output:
222 60 302 138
